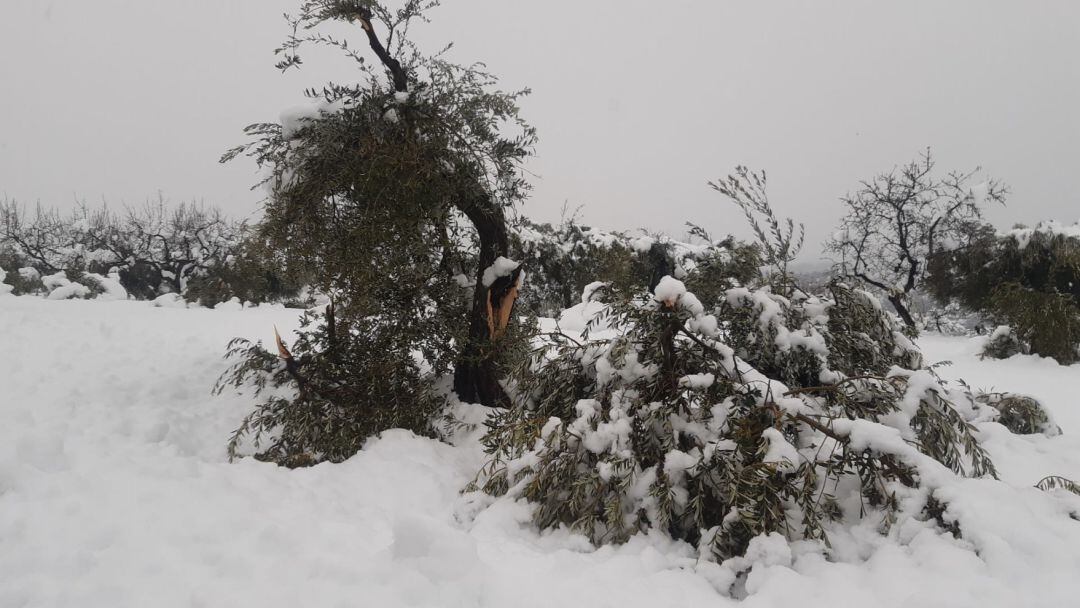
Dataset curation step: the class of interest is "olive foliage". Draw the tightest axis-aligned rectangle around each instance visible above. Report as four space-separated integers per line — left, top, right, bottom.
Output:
475 178 996 560
217 0 536 463
926 222 1080 363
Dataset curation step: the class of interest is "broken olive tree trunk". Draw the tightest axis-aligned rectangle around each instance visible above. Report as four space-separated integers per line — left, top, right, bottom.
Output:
453 194 521 407
353 6 524 408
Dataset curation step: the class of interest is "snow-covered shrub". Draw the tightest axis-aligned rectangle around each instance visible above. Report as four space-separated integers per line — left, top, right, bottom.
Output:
928 221 1080 363
511 217 626 317
10 267 46 295
475 277 995 560
40 270 107 300
216 306 448 467
980 325 1026 360
990 284 1080 364
1035 475 1080 496
182 237 307 308
1 255 45 296
976 392 1060 436
679 225 762 312
511 216 759 318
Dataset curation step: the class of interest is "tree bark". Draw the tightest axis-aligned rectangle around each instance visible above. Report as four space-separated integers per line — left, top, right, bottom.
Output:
888 294 917 331
452 193 518 407
356 9 408 93
646 242 674 294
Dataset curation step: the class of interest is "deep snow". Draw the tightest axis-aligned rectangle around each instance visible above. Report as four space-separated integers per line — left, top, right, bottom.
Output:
1 296 1079 607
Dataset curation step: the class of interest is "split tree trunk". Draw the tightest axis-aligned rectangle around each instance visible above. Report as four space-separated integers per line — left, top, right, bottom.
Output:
355 8 519 408
452 194 516 407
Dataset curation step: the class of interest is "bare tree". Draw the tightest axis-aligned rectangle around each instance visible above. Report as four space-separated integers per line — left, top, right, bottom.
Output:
825 150 1006 330
1 197 244 299
0 200 116 274
116 199 242 295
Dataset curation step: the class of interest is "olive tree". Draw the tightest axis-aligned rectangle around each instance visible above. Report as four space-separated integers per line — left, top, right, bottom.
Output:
219 0 537 464
825 150 1006 330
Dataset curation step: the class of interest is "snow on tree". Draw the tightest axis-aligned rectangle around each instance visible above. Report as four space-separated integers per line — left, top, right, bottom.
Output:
474 272 996 560
926 220 1080 363
474 172 998 561
217 0 537 464
0 198 287 304
825 150 1006 330
511 214 760 318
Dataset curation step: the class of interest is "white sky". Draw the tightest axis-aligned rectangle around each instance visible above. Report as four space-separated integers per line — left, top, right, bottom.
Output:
2 0 1078 264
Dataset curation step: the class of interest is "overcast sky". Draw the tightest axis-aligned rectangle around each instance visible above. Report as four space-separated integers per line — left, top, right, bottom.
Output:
2 0 1078 264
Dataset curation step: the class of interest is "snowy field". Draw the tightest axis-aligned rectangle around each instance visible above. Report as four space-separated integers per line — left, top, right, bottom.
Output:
2 296 1079 608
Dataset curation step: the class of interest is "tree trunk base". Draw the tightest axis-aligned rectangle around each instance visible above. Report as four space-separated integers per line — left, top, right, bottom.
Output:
453 358 510 407
888 295 917 332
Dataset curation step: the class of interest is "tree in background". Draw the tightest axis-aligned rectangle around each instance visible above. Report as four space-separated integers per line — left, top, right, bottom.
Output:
0 198 294 304
926 221 1080 363
825 150 1006 330
512 213 760 318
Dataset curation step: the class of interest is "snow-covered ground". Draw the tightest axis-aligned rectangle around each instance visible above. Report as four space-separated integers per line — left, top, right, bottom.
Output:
2 296 1079 607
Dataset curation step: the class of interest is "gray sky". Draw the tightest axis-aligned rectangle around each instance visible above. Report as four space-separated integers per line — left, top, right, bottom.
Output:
2 0 1078 264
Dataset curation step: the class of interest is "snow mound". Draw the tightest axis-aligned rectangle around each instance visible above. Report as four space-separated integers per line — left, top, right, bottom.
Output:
41 271 91 300
0 267 12 296
86 271 128 301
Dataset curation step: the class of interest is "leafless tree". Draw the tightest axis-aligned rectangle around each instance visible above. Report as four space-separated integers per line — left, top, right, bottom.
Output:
116 199 244 295
825 150 1006 330
0 197 244 298
0 200 115 273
